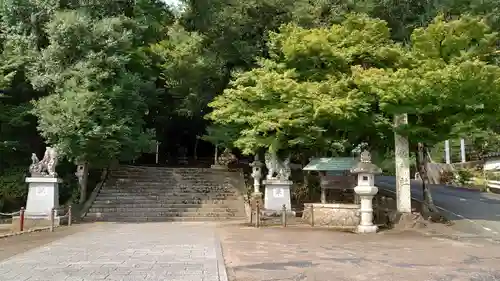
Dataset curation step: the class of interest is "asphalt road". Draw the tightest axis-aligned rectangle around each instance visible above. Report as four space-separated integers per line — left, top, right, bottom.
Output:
376 176 500 238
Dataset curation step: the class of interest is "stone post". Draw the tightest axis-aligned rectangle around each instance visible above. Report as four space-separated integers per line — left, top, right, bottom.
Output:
460 139 466 163
351 150 382 233
444 140 451 164
319 172 327 204
394 114 412 213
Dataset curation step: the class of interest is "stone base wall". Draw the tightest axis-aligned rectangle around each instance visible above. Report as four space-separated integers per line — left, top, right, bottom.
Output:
11 216 65 232
302 203 360 227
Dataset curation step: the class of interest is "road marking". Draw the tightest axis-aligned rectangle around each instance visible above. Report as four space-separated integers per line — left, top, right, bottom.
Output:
459 198 466 202
483 227 493 232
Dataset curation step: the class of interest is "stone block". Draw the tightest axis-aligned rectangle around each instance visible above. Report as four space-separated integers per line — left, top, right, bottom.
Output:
25 177 61 216
11 216 66 232
263 179 292 211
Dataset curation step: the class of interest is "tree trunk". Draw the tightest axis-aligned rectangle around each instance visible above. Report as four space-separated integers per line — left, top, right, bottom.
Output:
194 137 199 160
301 155 311 201
214 144 218 165
415 142 442 219
77 162 89 204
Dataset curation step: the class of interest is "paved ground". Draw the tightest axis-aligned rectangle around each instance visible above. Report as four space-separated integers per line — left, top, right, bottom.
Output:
0 222 226 281
376 176 500 238
218 224 500 281
0 224 11 234
0 224 94 261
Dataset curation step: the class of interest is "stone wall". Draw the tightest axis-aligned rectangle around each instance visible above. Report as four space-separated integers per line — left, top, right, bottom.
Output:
11 216 66 232
302 203 360 227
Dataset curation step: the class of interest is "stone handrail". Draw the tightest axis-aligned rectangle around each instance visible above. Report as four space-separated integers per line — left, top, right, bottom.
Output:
78 166 111 220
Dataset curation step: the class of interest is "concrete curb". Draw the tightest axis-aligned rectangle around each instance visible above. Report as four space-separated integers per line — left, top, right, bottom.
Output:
0 226 54 239
442 185 484 193
214 232 229 281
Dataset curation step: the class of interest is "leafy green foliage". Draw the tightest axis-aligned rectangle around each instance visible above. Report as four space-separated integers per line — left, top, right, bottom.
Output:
201 124 240 149
0 166 28 211
151 25 224 117
30 10 153 166
356 15 500 146
208 14 402 155
209 14 500 159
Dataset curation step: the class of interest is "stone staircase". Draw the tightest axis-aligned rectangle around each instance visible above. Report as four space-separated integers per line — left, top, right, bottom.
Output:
83 165 247 222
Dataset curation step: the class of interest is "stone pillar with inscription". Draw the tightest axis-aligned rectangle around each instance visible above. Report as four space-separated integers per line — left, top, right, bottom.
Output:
394 114 412 213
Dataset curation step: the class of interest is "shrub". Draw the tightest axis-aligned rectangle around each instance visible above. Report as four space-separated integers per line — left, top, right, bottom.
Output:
454 169 474 186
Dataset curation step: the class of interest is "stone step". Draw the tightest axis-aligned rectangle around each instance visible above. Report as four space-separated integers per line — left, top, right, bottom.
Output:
105 185 234 189
91 202 244 209
109 182 231 187
88 207 242 213
104 187 232 192
97 191 240 197
111 178 235 183
92 198 243 205
82 216 245 223
111 176 230 181
101 191 237 196
92 199 243 208
84 211 243 217
99 192 239 197
97 194 241 203
113 167 239 173
84 166 246 222
111 182 230 188
109 187 231 191
111 171 237 177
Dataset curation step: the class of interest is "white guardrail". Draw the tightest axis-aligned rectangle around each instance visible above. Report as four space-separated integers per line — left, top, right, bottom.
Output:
486 180 500 190
469 178 500 190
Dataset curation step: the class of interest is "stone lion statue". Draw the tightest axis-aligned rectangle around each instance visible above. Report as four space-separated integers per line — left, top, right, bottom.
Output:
265 151 291 180
29 147 58 177
217 148 237 166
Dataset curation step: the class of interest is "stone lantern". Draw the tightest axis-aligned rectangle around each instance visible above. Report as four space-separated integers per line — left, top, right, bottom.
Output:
350 150 382 233
250 154 263 198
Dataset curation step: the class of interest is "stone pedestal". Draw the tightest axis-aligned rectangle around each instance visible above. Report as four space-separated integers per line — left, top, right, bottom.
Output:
354 183 378 233
263 179 292 213
25 177 61 216
13 177 63 230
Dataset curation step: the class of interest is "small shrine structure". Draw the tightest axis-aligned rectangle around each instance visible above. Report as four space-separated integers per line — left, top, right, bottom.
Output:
303 157 357 203
302 157 360 227
301 152 382 233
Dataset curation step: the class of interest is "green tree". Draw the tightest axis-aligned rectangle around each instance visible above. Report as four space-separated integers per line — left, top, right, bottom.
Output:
354 15 500 213
151 25 224 118
209 13 500 215
30 10 153 166
208 14 404 156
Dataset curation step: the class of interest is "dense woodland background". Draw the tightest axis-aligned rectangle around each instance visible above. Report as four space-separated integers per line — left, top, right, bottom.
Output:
2 0 500 212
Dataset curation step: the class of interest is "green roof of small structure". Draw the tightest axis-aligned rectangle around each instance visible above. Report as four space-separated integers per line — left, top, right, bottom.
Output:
303 157 357 171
